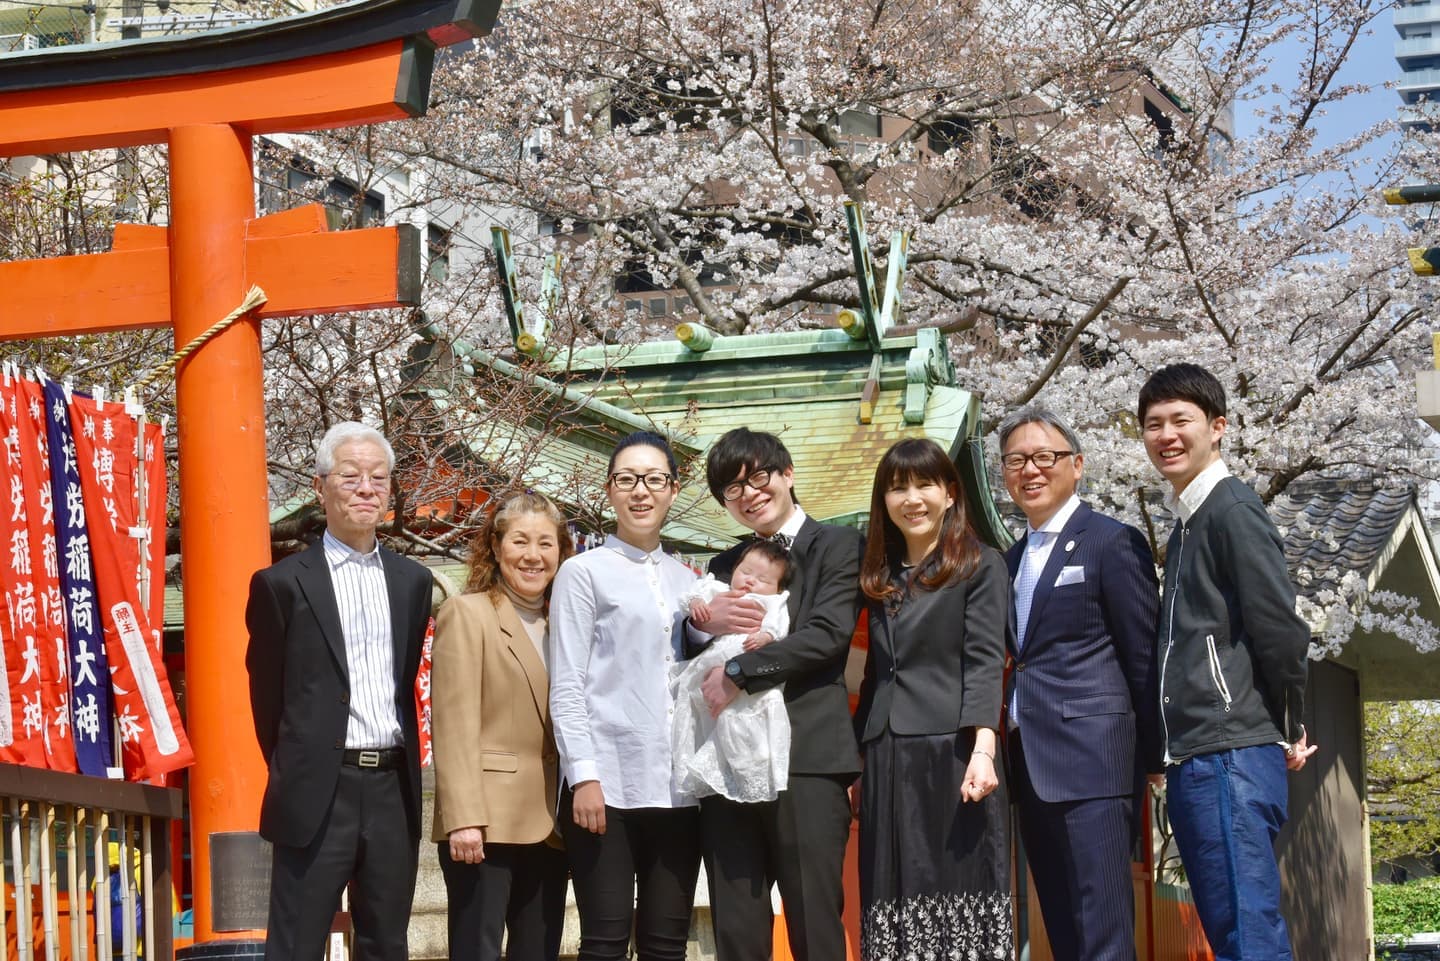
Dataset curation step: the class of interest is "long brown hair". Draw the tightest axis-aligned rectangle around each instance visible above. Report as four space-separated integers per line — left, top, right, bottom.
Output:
464 491 575 597
860 439 981 602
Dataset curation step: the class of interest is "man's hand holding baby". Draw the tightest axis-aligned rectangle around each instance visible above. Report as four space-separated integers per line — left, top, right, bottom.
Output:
692 590 765 635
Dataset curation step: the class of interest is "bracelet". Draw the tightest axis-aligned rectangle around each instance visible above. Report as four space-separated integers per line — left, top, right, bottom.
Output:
972 750 994 762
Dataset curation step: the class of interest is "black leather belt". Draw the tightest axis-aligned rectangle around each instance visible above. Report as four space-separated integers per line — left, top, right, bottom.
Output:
342 748 405 769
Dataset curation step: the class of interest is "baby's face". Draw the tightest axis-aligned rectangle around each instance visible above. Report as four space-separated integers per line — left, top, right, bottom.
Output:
731 553 786 595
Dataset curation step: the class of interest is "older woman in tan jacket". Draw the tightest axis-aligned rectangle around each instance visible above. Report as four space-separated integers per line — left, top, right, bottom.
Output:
431 492 574 961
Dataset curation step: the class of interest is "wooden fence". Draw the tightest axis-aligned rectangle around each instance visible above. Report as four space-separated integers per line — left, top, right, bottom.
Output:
0 766 181 961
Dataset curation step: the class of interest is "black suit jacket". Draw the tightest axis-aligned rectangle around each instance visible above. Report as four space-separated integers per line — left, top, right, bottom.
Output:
246 538 432 848
854 547 1008 743
1004 502 1161 802
702 517 863 777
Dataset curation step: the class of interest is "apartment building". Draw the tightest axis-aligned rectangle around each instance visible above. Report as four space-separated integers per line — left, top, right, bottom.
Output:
1396 0 1440 126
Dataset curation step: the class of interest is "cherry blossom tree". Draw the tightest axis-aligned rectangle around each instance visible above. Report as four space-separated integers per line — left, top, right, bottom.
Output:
383 0 1433 571
6 0 1438 609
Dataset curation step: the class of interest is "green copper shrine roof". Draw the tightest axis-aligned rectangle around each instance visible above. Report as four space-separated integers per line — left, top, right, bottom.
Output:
554 325 1012 550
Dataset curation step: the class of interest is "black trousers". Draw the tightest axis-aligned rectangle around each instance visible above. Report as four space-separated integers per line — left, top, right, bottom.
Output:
437 840 568 961
264 764 419 961
559 794 701 961
1011 732 1138 961
700 773 853 961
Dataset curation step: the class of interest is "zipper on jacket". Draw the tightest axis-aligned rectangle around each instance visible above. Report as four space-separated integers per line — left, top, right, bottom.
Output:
1205 633 1232 712
1159 525 1185 765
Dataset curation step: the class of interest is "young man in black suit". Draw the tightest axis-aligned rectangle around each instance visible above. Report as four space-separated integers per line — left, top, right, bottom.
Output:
246 422 433 961
999 406 1160 961
690 427 863 961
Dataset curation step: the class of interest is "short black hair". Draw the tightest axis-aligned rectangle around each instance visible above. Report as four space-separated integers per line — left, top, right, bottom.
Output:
735 539 793 590
608 430 678 477
1138 363 1227 423
705 428 795 506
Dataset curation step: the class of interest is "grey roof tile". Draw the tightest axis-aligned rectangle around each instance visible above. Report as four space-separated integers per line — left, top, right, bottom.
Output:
1268 481 1417 600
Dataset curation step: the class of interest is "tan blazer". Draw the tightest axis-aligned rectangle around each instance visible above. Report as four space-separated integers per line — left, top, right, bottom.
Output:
430 590 561 846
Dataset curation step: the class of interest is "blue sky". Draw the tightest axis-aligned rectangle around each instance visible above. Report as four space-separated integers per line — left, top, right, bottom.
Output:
1321 7 1401 150
1236 8 1399 159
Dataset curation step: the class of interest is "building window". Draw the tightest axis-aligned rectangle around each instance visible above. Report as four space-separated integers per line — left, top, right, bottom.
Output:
255 144 386 229
836 109 881 138
991 133 1063 221
1143 99 1177 159
610 68 736 132
540 215 589 237
427 224 451 283
926 116 974 156
284 167 384 229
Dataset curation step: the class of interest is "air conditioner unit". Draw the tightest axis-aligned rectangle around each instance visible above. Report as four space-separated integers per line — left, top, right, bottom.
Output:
0 33 41 51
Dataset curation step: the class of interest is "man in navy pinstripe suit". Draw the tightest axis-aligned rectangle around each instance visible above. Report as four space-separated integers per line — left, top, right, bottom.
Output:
999 407 1161 961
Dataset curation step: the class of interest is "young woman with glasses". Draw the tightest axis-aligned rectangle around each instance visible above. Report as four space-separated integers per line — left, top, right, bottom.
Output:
548 431 702 961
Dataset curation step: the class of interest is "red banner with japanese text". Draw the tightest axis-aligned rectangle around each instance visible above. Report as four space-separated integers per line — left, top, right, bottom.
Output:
0 376 49 767
16 379 78 772
142 422 166 646
416 616 434 768
68 393 193 780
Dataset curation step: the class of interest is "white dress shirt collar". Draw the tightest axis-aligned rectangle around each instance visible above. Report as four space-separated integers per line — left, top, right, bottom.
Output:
1166 459 1231 523
323 529 383 567
776 507 807 540
603 533 666 564
1026 494 1081 539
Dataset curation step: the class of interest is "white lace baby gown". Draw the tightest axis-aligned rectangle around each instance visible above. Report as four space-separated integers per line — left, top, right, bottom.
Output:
670 574 792 802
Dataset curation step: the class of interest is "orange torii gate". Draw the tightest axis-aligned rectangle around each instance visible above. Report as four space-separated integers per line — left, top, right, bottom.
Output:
0 1 499 954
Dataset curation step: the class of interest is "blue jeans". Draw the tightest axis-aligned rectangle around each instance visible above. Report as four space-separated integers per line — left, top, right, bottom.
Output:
1166 744 1292 961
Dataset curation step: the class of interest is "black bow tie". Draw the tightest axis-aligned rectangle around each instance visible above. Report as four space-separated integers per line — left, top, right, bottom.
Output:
753 531 793 550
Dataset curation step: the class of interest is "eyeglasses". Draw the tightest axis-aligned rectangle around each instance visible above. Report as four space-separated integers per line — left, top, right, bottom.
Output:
608 471 674 492
722 468 775 502
324 472 391 492
1000 450 1074 472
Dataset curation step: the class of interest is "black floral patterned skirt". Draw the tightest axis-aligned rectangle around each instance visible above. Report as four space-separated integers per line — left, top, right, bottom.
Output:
859 729 1013 961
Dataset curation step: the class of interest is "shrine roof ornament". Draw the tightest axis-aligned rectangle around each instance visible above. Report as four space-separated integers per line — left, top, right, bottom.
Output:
476 203 1008 549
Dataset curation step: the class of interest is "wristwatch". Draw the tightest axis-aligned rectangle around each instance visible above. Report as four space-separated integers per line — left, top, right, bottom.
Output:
724 658 747 690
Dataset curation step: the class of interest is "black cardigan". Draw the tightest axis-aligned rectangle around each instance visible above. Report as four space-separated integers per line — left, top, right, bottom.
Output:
1158 477 1309 762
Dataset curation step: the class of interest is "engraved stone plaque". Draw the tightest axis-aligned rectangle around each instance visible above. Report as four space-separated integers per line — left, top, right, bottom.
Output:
210 831 272 932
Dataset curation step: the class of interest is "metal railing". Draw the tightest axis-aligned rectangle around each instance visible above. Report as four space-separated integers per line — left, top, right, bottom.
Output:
0 766 181 961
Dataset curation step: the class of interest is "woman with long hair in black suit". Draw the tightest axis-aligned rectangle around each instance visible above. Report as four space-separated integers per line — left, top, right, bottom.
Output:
854 438 1012 960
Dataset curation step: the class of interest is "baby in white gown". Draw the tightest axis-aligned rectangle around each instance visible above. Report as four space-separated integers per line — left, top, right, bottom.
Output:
671 541 792 802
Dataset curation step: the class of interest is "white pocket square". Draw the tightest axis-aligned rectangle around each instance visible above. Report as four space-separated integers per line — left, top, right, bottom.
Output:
1055 565 1085 587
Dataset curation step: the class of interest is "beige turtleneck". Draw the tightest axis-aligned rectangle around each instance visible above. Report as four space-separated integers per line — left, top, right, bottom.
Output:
499 580 548 670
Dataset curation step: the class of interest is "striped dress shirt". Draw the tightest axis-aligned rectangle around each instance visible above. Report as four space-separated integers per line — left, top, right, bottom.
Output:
322 530 402 750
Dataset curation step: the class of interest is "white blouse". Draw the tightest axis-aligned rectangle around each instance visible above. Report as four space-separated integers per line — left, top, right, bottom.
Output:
548 534 698 809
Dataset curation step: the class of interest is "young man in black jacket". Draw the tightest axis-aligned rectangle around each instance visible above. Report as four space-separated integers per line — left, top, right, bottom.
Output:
1138 364 1316 961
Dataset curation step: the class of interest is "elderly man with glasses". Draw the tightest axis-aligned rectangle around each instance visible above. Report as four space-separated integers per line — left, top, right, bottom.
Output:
246 421 433 961
998 406 1161 961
